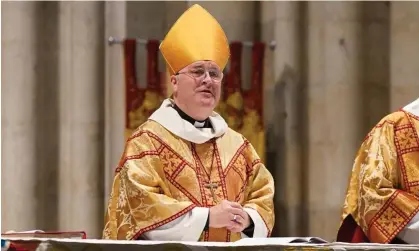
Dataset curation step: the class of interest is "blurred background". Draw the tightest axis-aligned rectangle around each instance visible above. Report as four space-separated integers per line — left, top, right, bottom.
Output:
2 0 419 241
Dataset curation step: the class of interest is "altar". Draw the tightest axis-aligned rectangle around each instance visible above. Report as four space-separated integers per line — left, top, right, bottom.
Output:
2 237 419 251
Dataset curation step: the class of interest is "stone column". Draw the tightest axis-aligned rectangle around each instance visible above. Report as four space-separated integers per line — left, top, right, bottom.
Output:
261 1 304 237
104 1 127 208
1 1 39 231
306 2 364 240
390 2 419 110
58 2 105 238
361 2 390 129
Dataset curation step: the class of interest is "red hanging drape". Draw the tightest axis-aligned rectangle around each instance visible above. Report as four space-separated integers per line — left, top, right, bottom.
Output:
123 39 144 129
222 42 244 131
141 40 166 119
146 40 160 91
224 41 243 98
244 42 265 127
124 39 165 135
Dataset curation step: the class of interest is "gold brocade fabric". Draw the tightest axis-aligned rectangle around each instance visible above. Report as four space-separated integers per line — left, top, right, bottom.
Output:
126 90 165 140
103 120 275 241
340 111 419 243
241 109 265 163
221 92 265 163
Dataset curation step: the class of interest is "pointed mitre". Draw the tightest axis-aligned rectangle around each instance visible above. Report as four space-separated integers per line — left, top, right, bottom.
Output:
160 4 230 75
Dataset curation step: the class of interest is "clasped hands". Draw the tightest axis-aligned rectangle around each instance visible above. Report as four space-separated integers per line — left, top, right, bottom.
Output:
209 200 250 233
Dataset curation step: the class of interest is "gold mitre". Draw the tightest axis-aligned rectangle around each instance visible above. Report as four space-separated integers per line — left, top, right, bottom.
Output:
160 4 230 75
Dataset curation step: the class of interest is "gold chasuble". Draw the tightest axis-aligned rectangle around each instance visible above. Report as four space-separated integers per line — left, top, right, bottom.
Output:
103 100 275 241
337 98 419 244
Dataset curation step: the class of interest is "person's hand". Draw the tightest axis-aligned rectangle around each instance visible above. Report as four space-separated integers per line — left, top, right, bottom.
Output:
226 211 251 233
209 200 248 229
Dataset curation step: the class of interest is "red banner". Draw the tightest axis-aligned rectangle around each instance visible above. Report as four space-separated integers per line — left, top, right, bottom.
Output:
142 40 165 119
123 39 144 130
225 41 243 97
124 39 165 139
243 42 265 127
222 42 244 131
146 40 161 91
240 42 265 161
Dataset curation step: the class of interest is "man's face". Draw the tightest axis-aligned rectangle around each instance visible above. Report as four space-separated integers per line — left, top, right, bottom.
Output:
171 61 223 111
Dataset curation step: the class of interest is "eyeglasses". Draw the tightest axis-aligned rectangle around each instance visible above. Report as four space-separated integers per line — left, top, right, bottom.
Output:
176 67 223 82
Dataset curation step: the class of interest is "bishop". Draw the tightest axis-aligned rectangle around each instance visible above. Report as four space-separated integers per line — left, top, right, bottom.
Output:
102 4 275 242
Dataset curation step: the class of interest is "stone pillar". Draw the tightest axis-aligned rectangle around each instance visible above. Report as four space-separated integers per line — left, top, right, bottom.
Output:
104 1 127 208
31 2 61 231
306 2 364 240
58 2 105 238
390 2 419 110
1 1 39 231
261 1 304 237
361 2 390 129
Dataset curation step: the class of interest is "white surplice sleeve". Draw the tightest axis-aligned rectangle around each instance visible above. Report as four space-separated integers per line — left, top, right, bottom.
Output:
240 208 268 238
142 207 209 241
397 211 419 244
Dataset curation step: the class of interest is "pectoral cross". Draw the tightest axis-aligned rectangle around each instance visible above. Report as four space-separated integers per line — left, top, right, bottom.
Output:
205 182 218 203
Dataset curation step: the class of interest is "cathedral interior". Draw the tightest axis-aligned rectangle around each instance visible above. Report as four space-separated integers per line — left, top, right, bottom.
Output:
2 1 419 241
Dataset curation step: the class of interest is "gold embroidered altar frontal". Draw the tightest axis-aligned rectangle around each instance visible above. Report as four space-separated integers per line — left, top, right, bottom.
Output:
340 111 419 243
103 120 275 241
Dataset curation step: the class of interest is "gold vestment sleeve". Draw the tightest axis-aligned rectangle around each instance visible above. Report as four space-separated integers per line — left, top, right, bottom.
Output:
103 131 195 240
340 111 419 243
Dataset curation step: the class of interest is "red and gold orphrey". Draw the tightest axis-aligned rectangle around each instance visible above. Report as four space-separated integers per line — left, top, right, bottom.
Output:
339 111 419 243
103 120 275 241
